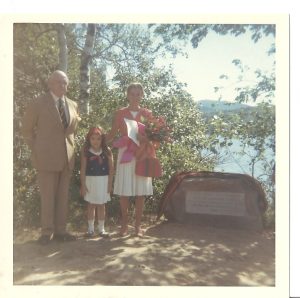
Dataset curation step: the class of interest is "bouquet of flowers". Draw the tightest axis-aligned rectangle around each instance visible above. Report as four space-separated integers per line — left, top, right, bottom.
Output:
140 115 173 145
135 113 172 178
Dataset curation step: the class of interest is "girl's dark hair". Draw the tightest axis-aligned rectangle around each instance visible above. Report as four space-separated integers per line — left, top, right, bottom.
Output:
82 127 112 158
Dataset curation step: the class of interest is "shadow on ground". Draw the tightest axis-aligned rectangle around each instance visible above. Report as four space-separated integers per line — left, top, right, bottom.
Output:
13 221 275 286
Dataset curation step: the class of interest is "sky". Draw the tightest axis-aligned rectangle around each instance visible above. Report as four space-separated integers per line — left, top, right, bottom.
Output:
158 29 275 103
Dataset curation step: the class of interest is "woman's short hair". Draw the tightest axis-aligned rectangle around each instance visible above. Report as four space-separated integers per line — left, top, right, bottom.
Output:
126 83 144 97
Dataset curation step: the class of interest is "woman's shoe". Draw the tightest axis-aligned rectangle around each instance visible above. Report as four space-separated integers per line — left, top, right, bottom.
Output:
134 227 144 237
118 226 128 237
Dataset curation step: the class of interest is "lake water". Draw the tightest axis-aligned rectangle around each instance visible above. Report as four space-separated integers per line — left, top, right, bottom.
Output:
213 138 274 181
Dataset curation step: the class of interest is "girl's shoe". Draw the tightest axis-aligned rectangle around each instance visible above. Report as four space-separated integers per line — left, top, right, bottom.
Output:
85 231 95 238
99 231 110 238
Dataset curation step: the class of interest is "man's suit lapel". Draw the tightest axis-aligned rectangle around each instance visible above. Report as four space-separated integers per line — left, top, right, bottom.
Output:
66 98 76 128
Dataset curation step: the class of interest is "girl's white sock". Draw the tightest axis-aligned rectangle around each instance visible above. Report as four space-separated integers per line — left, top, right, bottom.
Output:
98 220 105 233
88 219 94 233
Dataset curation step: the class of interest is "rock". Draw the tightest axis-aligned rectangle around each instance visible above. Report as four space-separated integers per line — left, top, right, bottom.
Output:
158 171 267 230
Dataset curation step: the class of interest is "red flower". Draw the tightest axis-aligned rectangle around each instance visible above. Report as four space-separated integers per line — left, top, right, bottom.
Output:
140 114 173 144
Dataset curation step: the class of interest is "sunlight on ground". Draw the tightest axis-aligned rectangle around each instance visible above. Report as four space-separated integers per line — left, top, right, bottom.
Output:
14 222 275 286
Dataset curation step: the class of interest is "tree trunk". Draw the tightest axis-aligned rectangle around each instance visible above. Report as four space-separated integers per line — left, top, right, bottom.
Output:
80 24 97 114
56 24 68 73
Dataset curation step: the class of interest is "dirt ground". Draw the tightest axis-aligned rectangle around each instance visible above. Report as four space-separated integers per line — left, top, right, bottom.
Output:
13 220 275 286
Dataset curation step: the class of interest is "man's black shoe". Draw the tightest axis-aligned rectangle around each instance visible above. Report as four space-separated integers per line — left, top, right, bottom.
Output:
37 234 52 245
53 233 77 242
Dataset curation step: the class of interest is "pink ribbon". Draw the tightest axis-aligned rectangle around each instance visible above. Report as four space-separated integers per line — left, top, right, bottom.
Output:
113 121 155 164
113 136 138 163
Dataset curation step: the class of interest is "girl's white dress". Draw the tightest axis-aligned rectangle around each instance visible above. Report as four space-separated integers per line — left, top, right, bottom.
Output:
84 148 111 204
113 111 153 197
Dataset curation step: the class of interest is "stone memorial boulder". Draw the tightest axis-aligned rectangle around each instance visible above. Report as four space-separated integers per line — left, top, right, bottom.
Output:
157 171 268 230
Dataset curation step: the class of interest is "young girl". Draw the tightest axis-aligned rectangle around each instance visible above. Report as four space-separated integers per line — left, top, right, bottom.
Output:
80 127 114 238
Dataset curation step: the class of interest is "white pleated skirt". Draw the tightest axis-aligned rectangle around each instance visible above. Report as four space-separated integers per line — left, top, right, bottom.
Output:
114 147 153 196
84 175 111 204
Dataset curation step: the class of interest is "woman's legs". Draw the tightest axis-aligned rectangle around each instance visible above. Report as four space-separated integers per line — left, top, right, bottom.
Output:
118 196 145 236
135 196 145 236
119 196 129 235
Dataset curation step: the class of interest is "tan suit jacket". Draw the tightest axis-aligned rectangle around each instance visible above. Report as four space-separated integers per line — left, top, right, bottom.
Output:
22 92 80 171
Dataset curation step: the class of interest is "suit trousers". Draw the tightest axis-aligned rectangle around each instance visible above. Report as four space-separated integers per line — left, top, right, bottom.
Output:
37 164 71 235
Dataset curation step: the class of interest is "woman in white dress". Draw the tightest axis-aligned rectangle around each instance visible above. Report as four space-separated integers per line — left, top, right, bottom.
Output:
106 83 153 237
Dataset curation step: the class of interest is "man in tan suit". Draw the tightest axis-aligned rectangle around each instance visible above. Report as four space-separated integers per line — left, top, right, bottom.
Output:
22 70 80 245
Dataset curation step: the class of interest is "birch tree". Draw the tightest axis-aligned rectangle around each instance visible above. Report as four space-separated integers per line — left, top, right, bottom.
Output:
56 23 68 73
80 24 96 114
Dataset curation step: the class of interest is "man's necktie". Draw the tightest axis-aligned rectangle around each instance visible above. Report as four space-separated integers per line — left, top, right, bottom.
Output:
58 98 68 128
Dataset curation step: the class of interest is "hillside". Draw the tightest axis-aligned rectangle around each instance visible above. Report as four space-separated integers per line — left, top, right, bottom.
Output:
197 99 255 115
